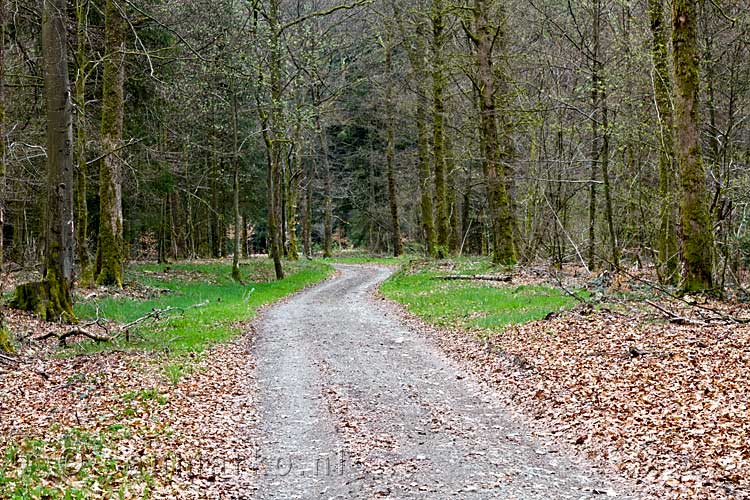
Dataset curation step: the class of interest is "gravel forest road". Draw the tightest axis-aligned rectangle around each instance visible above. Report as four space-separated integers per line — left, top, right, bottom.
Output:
254 264 634 500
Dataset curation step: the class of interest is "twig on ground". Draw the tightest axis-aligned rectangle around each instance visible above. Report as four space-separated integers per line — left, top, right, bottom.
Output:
644 300 707 326
34 300 211 347
0 352 19 365
435 274 513 283
552 271 588 304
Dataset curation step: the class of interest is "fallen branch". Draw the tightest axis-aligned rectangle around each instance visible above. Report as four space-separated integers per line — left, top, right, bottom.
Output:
552 271 588 304
644 300 707 326
435 274 513 283
0 352 19 365
36 329 112 346
34 300 211 347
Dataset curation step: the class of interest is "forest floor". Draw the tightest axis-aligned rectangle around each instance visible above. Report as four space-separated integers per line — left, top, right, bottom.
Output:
380 259 750 499
0 259 332 499
1 256 749 499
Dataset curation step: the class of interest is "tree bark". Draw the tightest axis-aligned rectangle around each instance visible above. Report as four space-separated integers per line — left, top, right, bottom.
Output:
431 0 449 255
0 0 6 274
648 0 678 283
267 0 285 279
384 29 402 257
75 0 93 286
287 116 302 261
391 3 436 257
34 0 76 321
96 0 125 287
315 90 333 259
472 0 516 265
672 0 713 292
231 84 242 281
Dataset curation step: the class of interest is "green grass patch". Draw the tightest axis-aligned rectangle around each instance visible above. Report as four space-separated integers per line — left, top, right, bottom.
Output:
380 258 582 334
73 258 332 355
0 428 154 499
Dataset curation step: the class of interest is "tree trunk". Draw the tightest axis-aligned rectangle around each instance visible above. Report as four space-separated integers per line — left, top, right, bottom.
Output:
672 0 713 292
0 0 6 275
231 84 242 281
74 0 93 286
19 0 76 322
472 0 515 265
648 0 679 283
302 158 313 258
431 0 449 255
445 130 460 254
590 0 619 270
287 118 302 261
315 95 333 259
384 29 402 257
392 5 436 258
96 0 125 287
267 0 285 279
587 0 601 271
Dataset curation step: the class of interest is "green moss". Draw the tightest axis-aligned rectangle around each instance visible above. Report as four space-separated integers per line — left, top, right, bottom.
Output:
10 280 76 323
0 326 14 354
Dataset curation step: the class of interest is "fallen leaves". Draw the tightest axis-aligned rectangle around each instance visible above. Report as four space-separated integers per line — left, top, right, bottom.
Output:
390 291 750 499
0 326 260 499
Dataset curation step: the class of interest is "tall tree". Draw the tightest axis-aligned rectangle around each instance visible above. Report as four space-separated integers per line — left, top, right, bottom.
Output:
383 26 402 257
392 2 437 257
96 0 126 287
672 0 713 291
468 0 516 265
0 0 6 273
231 81 242 282
649 0 678 283
431 0 449 255
15 0 77 321
75 0 93 286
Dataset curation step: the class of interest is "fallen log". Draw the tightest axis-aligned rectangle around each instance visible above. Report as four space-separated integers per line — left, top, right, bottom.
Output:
435 274 513 283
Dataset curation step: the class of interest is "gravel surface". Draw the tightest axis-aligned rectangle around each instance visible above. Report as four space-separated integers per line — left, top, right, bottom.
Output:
254 264 636 499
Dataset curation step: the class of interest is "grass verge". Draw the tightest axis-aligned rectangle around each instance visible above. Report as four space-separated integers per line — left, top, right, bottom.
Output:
380 258 582 334
73 258 332 355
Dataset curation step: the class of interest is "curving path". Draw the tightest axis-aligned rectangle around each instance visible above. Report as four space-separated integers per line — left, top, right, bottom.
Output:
253 264 634 499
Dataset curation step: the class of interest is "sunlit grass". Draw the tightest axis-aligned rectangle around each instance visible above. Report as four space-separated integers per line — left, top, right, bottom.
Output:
380 258 582 334
73 258 333 354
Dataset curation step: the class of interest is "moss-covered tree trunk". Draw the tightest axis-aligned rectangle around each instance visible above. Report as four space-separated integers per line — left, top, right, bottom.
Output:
314 86 333 259
431 0 449 255
471 0 515 265
587 0 601 271
286 115 302 261
75 0 93 286
384 29 402 257
591 0 619 270
445 130 460 254
414 22 437 257
672 0 714 292
649 0 679 283
267 0 285 279
231 84 242 281
0 0 6 274
96 0 125 287
391 3 436 258
302 157 313 259
18 0 76 322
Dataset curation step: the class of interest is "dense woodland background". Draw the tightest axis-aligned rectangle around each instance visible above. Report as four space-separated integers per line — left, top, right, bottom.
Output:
1 0 749 318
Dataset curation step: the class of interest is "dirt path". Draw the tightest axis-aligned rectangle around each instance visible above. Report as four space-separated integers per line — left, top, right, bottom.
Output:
254 265 634 499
